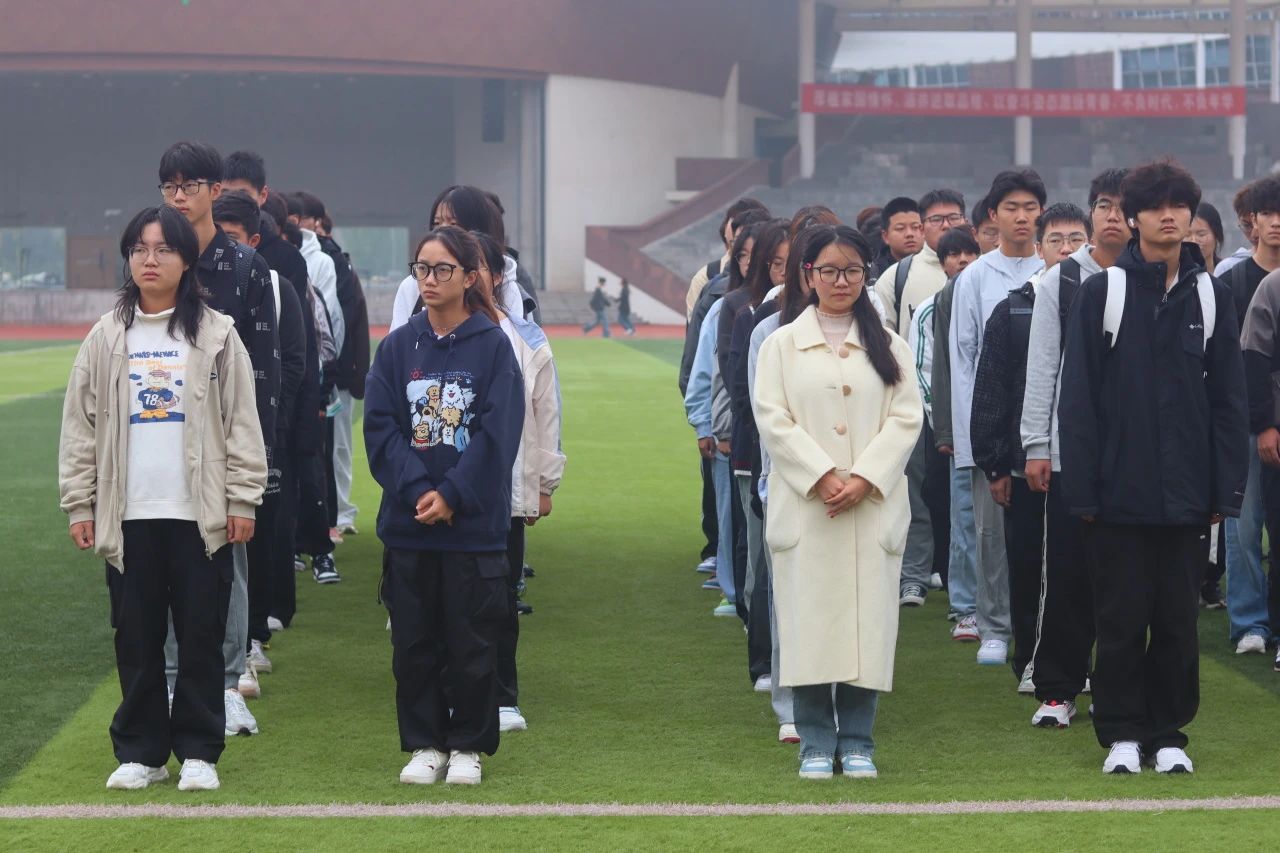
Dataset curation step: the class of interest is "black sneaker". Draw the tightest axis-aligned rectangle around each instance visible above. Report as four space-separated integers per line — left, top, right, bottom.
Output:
516 599 533 616
313 554 341 585
899 583 926 607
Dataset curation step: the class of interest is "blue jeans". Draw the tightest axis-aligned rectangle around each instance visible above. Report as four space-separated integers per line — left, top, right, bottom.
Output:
947 457 977 617
1226 441 1271 643
793 683 878 759
582 309 611 337
712 452 736 603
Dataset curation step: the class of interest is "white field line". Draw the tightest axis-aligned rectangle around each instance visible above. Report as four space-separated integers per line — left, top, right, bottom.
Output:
3 796 1280 819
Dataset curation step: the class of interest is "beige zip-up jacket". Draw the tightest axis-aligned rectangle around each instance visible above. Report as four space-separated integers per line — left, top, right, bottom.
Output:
59 306 268 571
499 315 566 517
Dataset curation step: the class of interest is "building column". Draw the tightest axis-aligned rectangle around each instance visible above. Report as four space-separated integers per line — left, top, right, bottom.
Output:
1229 0 1247 180
798 0 816 179
1271 19 1279 104
1195 37 1207 89
722 62 740 158
1014 0 1033 166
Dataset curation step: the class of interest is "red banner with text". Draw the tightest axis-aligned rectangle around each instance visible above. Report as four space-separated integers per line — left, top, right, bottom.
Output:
802 84 1247 118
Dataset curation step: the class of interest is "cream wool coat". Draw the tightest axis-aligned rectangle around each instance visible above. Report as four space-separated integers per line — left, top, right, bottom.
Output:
753 305 922 691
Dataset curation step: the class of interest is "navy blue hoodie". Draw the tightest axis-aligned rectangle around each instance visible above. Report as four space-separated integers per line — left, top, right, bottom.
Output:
364 310 524 552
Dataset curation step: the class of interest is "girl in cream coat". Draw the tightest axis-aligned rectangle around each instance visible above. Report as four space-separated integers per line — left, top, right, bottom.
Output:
754 225 921 780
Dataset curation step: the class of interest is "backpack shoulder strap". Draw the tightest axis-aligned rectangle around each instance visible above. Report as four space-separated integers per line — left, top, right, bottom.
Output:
1103 267 1127 349
1008 283 1035 359
894 254 915 320
1196 272 1216 349
706 259 721 280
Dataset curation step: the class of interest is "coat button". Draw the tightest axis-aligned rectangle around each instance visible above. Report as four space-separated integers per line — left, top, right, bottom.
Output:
842 385 851 396
838 347 850 358
835 424 848 436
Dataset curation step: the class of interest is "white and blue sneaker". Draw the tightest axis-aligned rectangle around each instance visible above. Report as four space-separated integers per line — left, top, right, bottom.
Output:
976 639 1008 666
840 754 878 778
1153 747 1194 774
799 755 834 780
701 577 721 591
713 598 737 617
1103 741 1142 774
499 706 528 732
696 557 716 574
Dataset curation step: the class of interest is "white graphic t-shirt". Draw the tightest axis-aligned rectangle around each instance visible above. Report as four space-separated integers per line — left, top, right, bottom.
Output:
123 309 194 521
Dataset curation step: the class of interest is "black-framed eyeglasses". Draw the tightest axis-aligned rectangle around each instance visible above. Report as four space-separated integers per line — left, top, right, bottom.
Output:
159 180 211 198
924 213 967 227
806 263 866 285
409 261 460 282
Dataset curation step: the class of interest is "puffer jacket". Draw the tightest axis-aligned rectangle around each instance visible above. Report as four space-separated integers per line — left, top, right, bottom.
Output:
59 306 268 571
499 315 566 517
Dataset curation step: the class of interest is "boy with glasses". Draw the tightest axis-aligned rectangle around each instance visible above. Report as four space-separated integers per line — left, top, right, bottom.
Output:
876 189 965 608
972 203 1090 702
157 140 280 717
1020 169 1131 728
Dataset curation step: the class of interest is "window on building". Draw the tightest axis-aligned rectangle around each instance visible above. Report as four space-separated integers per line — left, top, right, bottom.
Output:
1205 35 1271 88
0 227 65 289
1120 43 1197 89
331 226 409 288
914 63 970 88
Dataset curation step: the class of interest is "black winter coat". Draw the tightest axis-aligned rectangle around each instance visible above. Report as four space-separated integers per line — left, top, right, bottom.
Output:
1059 241 1248 525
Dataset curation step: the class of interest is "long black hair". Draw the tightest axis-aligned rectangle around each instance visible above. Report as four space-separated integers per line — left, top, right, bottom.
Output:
1195 202 1225 268
799 225 901 387
745 219 790 307
726 221 765 294
780 224 826 327
430 185 506 247
470 229 512 313
116 206 204 344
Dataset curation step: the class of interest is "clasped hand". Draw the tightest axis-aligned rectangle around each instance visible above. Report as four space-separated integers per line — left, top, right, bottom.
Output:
415 490 455 526
816 471 872 518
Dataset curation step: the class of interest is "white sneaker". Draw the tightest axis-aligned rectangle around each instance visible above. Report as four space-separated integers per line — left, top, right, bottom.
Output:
1083 677 1092 694
224 688 259 736
1103 741 1142 774
106 763 168 790
238 664 261 699
499 706 528 732
177 759 220 791
248 640 272 674
1031 700 1076 728
778 723 800 743
266 616 285 632
1017 663 1035 694
754 675 773 693
1236 633 1267 655
400 748 449 784
1153 747 1194 774
445 750 482 785
929 572 944 590
976 639 1008 666
952 614 979 642
293 556 306 573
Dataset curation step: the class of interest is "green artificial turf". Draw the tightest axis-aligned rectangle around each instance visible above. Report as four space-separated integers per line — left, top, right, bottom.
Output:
3 336 1278 847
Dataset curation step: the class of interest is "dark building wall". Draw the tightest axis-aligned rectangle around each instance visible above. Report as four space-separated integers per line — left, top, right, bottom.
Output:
0 72 456 286
0 0 797 115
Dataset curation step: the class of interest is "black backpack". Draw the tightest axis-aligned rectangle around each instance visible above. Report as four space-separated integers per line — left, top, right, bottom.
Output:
893 254 915 323
1055 257 1082 350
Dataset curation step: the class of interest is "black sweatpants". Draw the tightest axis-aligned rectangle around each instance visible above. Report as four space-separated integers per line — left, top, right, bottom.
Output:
107 520 232 766
295 451 334 559
271 444 298 627
383 547 508 755
1031 483 1093 702
496 521 526 707
246 487 278 645
700 456 718 561
731 477 749 624
923 424 952 583
324 416 338 529
1256 466 1280 638
1006 477 1046 680
1082 521 1206 751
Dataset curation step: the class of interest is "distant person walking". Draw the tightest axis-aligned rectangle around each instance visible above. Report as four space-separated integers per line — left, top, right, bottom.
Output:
617 279 636 335
583 278 612 337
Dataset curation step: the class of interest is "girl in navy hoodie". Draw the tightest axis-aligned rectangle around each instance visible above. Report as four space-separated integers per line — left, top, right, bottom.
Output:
364 225 524 787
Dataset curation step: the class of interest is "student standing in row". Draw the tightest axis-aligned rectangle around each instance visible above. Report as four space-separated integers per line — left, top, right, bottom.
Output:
60 206 267 791
754 225 922 780
1019 169 1131 728
1059 161 1248 775
364 226 524 787
950 170 1046 667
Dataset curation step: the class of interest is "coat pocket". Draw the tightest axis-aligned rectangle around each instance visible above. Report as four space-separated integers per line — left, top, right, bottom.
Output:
763 475 803 552
875 484 911 556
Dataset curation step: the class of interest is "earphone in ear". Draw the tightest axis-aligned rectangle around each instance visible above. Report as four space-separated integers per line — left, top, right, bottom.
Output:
1128 219 1136 227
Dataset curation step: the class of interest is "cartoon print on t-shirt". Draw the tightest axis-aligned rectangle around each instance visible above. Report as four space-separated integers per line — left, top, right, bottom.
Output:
406 371 476 451
129 365 185 424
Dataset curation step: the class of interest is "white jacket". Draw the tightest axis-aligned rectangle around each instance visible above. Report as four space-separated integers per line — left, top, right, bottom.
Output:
299 229 343 353
499 314 565 517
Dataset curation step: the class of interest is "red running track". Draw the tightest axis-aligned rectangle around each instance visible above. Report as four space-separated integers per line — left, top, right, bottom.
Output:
1 324 685 341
